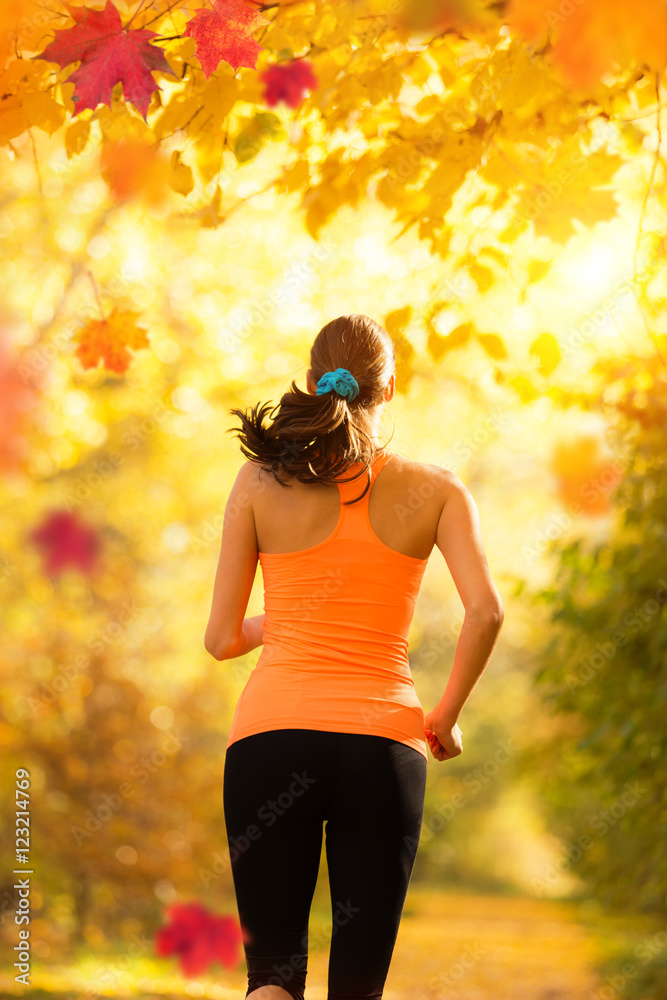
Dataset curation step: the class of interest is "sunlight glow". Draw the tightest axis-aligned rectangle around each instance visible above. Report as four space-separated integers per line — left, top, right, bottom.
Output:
559 240 622 297
511 304 536 333
354 234 394 275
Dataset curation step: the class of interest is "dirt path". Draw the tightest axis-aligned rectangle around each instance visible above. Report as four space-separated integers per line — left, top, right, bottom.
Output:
306 888 602 1000
0 889 604 999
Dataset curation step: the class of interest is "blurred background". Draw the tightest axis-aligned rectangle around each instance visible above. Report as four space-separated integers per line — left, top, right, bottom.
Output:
1 0 666 998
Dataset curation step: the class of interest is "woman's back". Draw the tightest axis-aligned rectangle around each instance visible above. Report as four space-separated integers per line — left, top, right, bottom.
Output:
249 448 450 561
224 449 452 759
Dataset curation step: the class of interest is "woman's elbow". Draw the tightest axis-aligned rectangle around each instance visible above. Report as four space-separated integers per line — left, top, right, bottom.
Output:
485 602 504 626
466 603 504 627
204 634 228 660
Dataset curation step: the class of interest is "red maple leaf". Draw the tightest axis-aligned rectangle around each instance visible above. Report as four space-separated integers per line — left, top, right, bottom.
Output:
30 510 100 576
36 0 177 120
154 901 246 977
183 0 269 77
261 59 318 108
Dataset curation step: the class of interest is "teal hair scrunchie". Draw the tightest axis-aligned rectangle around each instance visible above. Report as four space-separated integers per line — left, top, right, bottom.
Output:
315 367 360 402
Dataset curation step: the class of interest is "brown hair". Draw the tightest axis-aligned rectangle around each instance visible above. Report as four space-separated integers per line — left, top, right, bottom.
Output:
227 314 396 504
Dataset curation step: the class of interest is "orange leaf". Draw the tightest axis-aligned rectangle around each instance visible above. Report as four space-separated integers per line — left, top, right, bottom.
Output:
507 0 667 89
395 0 492 33
0 0 33 66
73 307 150 374
0 327 41 474
101 137 168 205
551 434 622 516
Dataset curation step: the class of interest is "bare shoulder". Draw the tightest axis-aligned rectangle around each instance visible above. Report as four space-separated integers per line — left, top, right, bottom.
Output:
387 450 457 501
231 459 269 495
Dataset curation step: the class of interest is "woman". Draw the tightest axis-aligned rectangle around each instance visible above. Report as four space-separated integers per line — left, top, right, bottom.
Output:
205 314 504 1000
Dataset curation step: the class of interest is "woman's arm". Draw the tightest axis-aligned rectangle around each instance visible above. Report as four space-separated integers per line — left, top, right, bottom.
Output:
431 472 504 724
217 613 265 660
204 463 264 661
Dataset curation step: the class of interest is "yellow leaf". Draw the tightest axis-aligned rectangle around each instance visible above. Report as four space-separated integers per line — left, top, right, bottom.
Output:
530 333 561 376
428 321 473 361
468 263 494 293
415 95 444 116
528 260 551 284
532 187 618 243
202 73 239 120
482 146 523 189
168 150 194 197
509 374 540 403
0 95 27 145
177 184 226 228
154 93 205 139
191 124 225 185
479 246 507 268
280 159 310 193
234 112 284 163
427 319 473 361
22 91 66 134
261 22 292 51
423 132 483 215
385 306 413 337
618 122 645 156
199 185 226 228
398 51 437 87
499 45 546 119
303 184 340 240
96 102 151 144
427 322 448 362
477 332 507 359
516 140 623 244
65 118 91 159
447 322 473 347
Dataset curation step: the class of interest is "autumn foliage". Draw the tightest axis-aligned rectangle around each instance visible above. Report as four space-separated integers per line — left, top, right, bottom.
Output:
1 3 667 994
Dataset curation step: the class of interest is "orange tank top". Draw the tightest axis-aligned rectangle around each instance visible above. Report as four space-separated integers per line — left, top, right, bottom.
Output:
225 450 430 760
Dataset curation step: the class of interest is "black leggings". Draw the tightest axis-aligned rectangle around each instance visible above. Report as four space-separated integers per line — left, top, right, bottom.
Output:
222 729 427 1000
